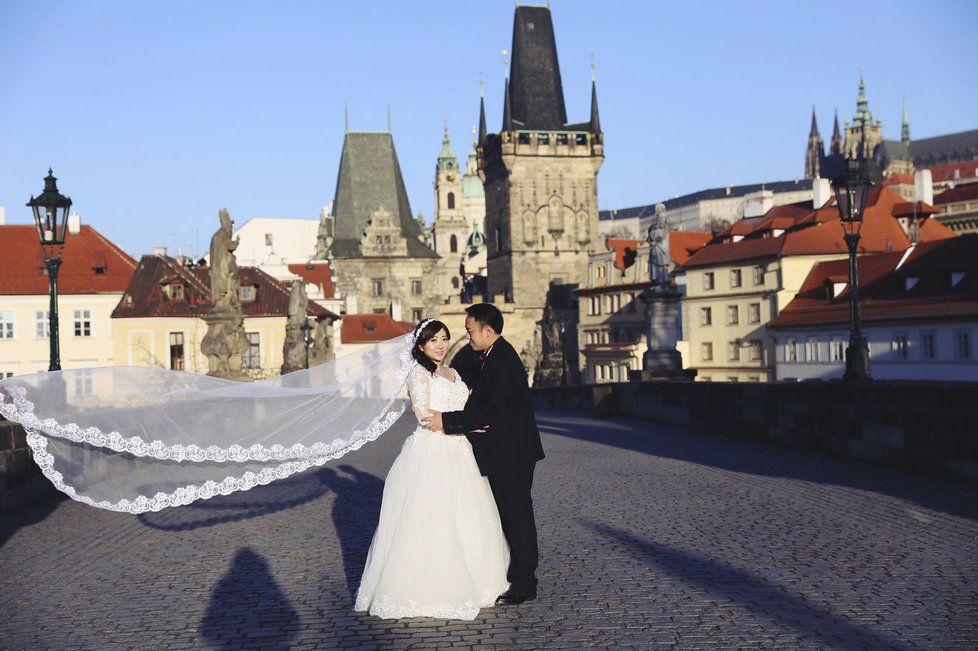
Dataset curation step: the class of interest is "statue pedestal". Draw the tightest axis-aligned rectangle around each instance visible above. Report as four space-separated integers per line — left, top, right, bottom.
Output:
639 287 685 380
533 354 565 388
201 312 251 381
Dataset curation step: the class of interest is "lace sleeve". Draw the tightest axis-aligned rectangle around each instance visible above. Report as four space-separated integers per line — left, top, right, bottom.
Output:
407 365 433 424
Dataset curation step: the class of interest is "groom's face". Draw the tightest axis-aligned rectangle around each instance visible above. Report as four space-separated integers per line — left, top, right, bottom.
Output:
464 316 493 351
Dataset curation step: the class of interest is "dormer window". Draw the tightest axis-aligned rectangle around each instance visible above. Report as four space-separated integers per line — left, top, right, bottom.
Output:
905 277 919 292
952 271 965 287
556 133 568 145
171 283 185 300
364 321 377 333
240 286 256 302
538 133 550 145
92 264 107 275
518 133 530 145
827 281 848 300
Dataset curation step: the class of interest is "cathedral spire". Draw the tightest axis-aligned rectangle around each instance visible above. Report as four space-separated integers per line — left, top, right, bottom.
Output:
852 72 875 128
831 109 843 155
478 95 487 145
809 106 820 137
804 106 825 180
901 95 911 144
437 119 457 171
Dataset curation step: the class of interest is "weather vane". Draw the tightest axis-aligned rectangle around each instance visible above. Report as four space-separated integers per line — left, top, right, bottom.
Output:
591 54 597 81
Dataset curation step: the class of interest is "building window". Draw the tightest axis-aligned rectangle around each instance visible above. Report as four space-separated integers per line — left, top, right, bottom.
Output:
1 371 13 379
727 376 739 383
447 192 455 210
748 375 760 382
701 342 713 361
752 266 764 286
955 330 971 360
786 337 798 362
73 309 92 337
73 369 93 397
726 305 739 325
748 303 761 324
240 286 256 302
730 269 742 288
831 336 844 362
450 234 458 253
0 311 18 339
610 294 621 312
626 293 637 313
243 332 261 370
749 340 762 361
703 272 715 291
35 310 50 338
411 279 422 295
372 279 384 297
806 337 819 362
728 341 740 362
892 333 909 360
922 331 936 360
265 233 273 246
412 309 423 322
596 265 606 280
171 284 185 300
700 307 712 326
589 296 600 316
169 332 185 371
451 277 460 290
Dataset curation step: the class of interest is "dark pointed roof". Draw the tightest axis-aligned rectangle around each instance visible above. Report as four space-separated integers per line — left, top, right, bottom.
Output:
502 78 513 131
590 80 601 134
508 5 567 130
330 132 432 258
809 107 820 136
478 95 487 145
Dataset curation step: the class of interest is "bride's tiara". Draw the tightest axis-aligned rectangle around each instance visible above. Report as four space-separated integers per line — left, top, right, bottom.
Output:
413 318 437 344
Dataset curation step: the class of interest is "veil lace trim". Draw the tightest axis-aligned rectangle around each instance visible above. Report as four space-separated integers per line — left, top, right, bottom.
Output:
0 333 419 513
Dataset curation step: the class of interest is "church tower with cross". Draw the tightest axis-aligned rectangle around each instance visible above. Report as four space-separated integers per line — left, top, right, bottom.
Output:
431 122 471 298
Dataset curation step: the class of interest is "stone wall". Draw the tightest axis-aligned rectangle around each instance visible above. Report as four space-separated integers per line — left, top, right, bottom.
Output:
1 419 59 513
532 381 978 486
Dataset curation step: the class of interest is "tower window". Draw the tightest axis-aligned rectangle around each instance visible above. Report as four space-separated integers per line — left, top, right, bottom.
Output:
450 234 458 253
447 192 455 210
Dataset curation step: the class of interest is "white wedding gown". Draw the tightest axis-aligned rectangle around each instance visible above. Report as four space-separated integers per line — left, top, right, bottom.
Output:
354 364 510 619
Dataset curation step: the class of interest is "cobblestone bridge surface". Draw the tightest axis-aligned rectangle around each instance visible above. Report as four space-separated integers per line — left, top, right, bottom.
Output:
1 409 977 649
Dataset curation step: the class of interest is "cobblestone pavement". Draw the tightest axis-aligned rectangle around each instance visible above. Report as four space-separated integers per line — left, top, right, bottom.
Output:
2 409 977 649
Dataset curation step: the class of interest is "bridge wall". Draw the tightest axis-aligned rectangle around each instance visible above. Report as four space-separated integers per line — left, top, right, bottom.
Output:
0 419 59 513
532 381 978 486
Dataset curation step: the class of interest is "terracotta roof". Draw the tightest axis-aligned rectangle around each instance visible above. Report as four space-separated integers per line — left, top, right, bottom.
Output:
927 160 978 183
884 173 915 186
669 231 712 266
287 262 334 298
891 201 940 218
770 234 978 328
340 314 413 343
111 255 335 320
605 238 643 271
0 224 136 295
681 187 955 269
934 184 978 205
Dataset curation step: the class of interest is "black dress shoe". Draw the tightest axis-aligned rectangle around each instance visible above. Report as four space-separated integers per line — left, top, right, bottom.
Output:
495 588 537 605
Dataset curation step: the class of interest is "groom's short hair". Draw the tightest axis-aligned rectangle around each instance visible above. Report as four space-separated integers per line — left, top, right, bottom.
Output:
466 303 504 334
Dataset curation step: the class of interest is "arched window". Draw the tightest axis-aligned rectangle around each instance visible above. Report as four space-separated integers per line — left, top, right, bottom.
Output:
450 234 458 253
451 277 460 289
447 192 455 209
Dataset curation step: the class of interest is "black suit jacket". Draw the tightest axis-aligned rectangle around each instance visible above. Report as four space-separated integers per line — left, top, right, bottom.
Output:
442 337 545 476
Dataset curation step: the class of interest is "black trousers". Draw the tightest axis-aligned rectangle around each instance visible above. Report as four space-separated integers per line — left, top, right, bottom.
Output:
487 465 538 594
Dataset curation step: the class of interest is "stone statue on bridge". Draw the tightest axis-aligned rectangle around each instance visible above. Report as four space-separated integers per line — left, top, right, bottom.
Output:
201 208 251 380
646 203 671 289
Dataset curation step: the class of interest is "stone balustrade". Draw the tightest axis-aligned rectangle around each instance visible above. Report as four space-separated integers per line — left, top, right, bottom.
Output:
532 380 978 486
0 419 59 513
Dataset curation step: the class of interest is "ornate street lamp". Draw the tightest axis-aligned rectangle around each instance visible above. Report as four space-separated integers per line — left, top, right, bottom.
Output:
830 156 881 382
27 169 73 372
299 319 314 369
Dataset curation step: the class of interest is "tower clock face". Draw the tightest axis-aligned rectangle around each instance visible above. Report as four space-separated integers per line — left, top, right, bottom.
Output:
446 174 455 182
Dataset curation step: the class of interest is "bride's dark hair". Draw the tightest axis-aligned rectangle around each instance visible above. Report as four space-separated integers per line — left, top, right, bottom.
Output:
412 320 450 374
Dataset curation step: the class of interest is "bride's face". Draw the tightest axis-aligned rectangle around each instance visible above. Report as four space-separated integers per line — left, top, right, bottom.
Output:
420 328 450 364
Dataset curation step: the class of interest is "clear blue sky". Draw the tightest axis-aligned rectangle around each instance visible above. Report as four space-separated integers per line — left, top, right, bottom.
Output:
1 0 976 258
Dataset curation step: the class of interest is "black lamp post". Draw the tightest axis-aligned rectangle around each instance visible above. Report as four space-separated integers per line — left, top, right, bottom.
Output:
830 156 881 382
27 169 73 372
299 320 314 369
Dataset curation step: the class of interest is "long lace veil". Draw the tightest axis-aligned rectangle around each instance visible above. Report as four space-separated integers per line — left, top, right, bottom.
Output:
0 332 416 513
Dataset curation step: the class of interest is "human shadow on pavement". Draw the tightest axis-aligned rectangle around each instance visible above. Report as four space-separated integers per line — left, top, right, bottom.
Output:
589 522 908 649
0 494 64 549
540 411 978 522
137 468 333 531
319 464 385 599
200 547 299 650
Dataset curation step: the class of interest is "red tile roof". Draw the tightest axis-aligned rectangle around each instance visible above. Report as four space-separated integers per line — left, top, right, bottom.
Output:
605 238 643 271
884 173 915 186
934 183 978 206
770 234 978 328
111 255 335 320
926 160 978 183
0 224 137 295
669 231 712 266
341 314 413 343
287 262 335 298
681 187 955 269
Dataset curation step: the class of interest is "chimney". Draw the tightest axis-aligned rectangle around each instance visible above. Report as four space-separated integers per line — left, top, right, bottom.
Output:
68 211 81 234
390 297 403 322
914 169 933 205
743 190 774 218
154 246 168 257
0 205 5 225
812 178 832 208
345 294 358 315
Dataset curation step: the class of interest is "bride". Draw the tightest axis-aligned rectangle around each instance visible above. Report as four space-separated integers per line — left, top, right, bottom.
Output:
354 319 510 620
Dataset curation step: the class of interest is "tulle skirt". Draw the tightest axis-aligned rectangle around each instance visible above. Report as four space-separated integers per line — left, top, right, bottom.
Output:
354 428 510 619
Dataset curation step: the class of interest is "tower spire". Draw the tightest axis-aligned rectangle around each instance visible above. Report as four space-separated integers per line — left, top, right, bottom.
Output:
502 78 513 132
831 109 843 155
901 94 911 144
804 106 825 180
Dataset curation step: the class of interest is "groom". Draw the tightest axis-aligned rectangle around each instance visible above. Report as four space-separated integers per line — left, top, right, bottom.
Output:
426 303 545 605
